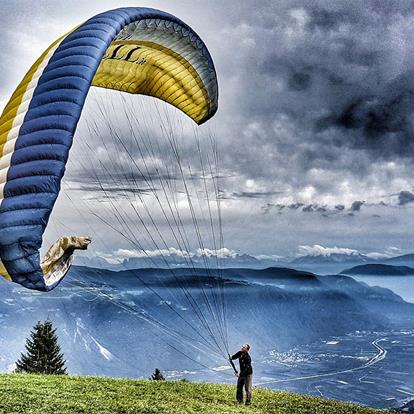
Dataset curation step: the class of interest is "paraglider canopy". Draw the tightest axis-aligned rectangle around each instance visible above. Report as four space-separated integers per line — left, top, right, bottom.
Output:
93 17 218 124
0 7 218 291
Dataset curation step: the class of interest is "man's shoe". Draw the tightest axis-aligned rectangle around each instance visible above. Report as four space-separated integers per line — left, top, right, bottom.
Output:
245 401 251 406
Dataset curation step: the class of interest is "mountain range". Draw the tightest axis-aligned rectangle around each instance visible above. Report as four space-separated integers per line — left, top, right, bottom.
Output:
0 265 412 379
74 252 270 270
75 251 414 275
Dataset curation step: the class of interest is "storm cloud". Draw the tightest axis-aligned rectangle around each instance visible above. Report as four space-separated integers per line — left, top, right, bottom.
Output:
398 190 414 205
350 201 365 212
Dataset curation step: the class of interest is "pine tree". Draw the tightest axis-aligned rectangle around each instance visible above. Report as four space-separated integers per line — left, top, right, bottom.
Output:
150 368 165 381
15 320 67 375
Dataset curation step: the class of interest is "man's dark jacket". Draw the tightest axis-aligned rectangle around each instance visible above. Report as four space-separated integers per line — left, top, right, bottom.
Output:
231 351 252 376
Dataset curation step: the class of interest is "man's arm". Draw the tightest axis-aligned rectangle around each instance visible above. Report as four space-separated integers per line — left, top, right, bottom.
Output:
228 352 239 376
230 351 242 360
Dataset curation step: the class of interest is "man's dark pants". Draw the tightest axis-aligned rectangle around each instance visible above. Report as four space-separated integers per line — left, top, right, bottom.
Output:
237 374 252 403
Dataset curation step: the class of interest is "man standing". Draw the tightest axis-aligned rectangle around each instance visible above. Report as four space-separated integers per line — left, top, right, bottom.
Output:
229 343 253 405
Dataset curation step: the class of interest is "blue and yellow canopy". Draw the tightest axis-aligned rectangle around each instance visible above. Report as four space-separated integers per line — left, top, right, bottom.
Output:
0 7 218 291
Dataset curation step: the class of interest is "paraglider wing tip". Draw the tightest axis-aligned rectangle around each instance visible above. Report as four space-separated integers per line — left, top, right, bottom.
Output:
79 236 92 250
196 105 218 126
39 236 92 290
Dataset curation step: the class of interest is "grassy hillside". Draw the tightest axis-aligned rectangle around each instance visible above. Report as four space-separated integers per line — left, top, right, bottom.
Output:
0 374 387 414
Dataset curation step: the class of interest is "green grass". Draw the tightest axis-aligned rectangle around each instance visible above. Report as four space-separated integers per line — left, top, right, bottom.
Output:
0 374 388 414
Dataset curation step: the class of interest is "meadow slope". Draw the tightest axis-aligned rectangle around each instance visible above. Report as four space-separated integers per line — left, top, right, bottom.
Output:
0 374 387 414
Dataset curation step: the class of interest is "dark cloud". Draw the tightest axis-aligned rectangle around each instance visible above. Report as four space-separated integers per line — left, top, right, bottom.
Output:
302 204 315 212
261 203 274 214
301 204 328 213
72 182 157 198
194 0 414 217
69 169 176 185
321 77 414 157
398 190 414 205
350 201 365 212
288 71 312 91
288 202 305 210
262 200 376 216
307 7 344 30
227 190 282 199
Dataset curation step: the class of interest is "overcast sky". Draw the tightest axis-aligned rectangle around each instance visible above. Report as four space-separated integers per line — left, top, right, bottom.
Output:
2 0 414 260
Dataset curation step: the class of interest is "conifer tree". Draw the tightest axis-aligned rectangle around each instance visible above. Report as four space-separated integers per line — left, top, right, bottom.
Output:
15 320 67 375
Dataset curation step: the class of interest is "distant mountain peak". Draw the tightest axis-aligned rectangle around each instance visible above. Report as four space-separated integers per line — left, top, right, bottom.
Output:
291 252 370 265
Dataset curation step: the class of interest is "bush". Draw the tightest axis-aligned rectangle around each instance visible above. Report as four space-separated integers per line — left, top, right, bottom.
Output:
150 368 165 381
